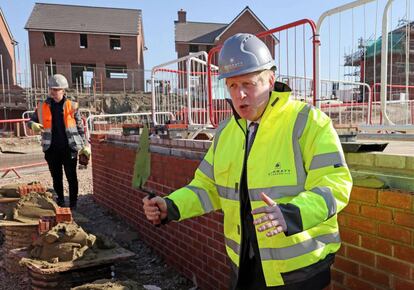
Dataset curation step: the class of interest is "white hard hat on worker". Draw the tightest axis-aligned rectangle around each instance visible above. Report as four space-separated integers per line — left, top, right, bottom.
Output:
218 33 276 121
48 74 68 103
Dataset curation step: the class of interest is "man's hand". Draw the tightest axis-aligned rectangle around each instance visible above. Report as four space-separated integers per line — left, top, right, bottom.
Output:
79 146 91 158
31 122 44 133
142 195 168 225
252 192 287 237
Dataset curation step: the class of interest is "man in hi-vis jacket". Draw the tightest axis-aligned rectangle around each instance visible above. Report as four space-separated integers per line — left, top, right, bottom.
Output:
28 74 90 210
143 33 352 289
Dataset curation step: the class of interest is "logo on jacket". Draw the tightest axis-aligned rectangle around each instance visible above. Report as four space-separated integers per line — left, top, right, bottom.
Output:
268 162 291 176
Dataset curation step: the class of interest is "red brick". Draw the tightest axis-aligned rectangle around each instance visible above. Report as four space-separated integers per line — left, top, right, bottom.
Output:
331 282 348 290
337 244 346 256
340 228 360 246
343 202 360 215
346 215 377 234
378 190 412 210
394 211 414 228
331 269 344 284
347 246 375 266
55 207 72 223
394 244 414 264
337 214 346 226
333 256 359 276
350 186 378 204
345 275 376 290
378 223 412 244
361 235 392 256
359 265 390 287
393 277 414 290
376 256 411 279
360 205 392 222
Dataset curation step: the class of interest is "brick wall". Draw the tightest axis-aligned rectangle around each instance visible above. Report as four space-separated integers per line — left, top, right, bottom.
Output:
91 133 414 290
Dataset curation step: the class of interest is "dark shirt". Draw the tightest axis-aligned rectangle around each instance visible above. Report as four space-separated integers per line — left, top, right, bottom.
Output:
50 97 69 152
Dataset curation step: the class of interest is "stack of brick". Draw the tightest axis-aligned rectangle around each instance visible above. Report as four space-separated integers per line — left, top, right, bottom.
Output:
38 216 56 235
55 208 73 223
17 183 46 196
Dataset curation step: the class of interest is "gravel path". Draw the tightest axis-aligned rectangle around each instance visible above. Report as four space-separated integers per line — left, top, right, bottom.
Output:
0 165 195 290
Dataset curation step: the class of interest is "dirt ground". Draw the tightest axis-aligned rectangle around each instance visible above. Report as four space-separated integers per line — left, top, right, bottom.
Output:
0 166 196 290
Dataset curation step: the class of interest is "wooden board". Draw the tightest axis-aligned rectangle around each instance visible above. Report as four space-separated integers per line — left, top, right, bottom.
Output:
0 219 38 227
10 247 135 274
0 197 20 203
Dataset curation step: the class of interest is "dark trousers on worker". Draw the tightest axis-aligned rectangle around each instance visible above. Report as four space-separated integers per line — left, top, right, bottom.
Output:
44 147 78 208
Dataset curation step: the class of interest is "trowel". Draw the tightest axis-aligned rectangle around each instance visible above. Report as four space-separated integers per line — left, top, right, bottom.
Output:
131 125 160 225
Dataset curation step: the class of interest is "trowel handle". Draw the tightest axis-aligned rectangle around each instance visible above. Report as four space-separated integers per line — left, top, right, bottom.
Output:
146 191 160 227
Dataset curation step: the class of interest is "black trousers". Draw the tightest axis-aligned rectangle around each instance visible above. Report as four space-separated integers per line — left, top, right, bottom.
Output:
44 147 78 207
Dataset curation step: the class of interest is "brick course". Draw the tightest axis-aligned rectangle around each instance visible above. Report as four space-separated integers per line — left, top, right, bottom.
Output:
91 133 414 290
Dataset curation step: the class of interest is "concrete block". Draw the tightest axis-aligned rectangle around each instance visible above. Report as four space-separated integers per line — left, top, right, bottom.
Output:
193 140 205 150
171 139 179 147
405 156 414 171
375 154 406 169
184 140 195 149
345 153 375 167
177 140 186 148
150 145 171 156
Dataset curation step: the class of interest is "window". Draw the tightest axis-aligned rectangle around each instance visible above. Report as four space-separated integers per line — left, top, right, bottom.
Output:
105 65 127 79
80 34 88 48
43 32 55 47
189 44 198 52
109 35 121 50
71 63 96 88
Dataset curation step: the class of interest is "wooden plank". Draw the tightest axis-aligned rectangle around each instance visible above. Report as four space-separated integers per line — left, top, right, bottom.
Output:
11 247 135 274
0 220 38 227
0 197 20 203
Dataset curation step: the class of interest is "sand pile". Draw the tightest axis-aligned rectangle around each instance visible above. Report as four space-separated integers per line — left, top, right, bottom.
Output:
12 192 57 223
29 223 96 263
71 279 143 290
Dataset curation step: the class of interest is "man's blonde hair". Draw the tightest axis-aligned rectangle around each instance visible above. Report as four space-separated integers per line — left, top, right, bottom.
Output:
225 69 275 86
257 69 275 83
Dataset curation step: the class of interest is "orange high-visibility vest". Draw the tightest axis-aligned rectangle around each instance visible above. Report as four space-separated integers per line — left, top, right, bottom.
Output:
37 99 84 151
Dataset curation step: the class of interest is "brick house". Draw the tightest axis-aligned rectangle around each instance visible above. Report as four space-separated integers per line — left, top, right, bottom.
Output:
345 22 414 101
0 7 17 86
175 6 277 60
25 3 145 92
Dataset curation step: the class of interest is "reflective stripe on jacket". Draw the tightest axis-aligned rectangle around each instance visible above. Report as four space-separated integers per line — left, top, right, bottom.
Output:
37 99 84 152
167 82 352 287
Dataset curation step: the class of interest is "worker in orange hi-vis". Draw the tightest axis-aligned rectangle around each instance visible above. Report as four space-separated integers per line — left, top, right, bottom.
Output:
143 33 352 289
28 74 90 210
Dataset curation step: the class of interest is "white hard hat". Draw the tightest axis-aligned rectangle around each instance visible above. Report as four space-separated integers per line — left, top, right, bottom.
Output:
218 33 275 80
48 74 69 89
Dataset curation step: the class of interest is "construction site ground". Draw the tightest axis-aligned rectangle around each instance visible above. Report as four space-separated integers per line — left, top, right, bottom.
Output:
0 165 196 290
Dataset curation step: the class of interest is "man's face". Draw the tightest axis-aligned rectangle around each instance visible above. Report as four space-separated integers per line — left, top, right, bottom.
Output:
49 88 64 102
226 71 275 121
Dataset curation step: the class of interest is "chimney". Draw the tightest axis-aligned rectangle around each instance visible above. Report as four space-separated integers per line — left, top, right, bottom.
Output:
177 9 186 23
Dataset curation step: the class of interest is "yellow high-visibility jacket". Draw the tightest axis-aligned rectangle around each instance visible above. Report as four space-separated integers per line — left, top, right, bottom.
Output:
167 82 352 287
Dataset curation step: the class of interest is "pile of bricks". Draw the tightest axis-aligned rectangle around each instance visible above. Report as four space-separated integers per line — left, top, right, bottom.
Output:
55 207 72 223
38 216 56 235
17 183 46 196
3 207 73 275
